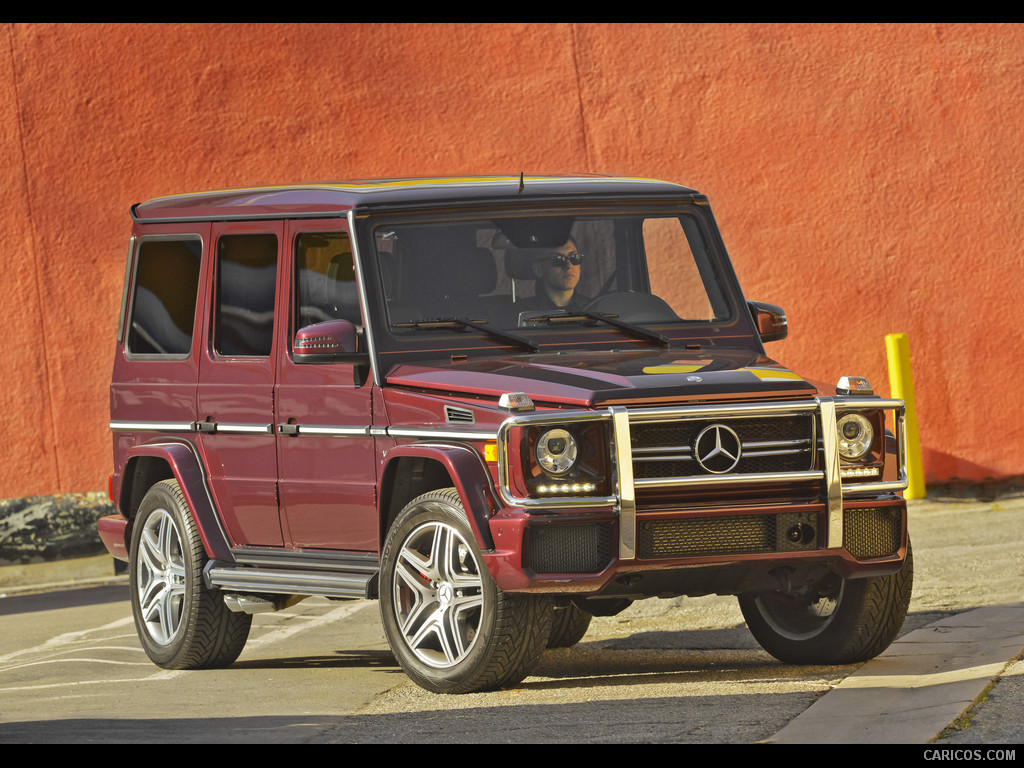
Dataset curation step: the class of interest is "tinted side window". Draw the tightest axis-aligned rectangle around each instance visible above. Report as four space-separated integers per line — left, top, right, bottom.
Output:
127 237 202 356
214 234 278 357
295 232 360 329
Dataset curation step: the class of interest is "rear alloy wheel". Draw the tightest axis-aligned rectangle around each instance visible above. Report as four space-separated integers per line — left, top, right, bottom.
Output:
129 480 251 669
739 539 913 665
380 488 552 693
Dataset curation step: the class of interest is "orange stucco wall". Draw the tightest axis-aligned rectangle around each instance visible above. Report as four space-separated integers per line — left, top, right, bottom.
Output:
1 22 1022 498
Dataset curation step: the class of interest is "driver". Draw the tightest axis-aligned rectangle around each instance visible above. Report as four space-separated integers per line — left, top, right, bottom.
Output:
519 237 592 312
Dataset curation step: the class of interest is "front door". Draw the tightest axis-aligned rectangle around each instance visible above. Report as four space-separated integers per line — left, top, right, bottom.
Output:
196 222 283 547
275 222 378 551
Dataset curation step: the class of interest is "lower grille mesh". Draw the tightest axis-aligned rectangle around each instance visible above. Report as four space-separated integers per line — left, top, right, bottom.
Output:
844 507 902 558
637 512 817 559
527 521 614 574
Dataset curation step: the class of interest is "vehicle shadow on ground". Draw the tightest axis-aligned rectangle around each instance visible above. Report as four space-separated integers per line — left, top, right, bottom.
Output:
0 584 128 615
230 648 399 670
0 692 808 742
524 609 959 691
224 608 957 683
0 717 353 744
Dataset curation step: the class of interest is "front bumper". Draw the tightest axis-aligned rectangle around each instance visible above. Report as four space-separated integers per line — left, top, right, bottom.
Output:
486 396 909 595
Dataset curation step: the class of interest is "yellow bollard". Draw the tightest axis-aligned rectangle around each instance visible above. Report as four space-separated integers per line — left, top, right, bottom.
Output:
885 333 925 499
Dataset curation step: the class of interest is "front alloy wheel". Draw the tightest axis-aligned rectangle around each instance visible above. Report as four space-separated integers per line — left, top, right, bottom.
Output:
380 489 552 693
393 518 485 668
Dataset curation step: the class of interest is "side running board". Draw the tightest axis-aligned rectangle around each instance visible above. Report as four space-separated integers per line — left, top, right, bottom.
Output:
203 550 379 602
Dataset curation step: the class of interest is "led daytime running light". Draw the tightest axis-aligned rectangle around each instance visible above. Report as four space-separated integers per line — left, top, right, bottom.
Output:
840 466 880 479
535 482 598 495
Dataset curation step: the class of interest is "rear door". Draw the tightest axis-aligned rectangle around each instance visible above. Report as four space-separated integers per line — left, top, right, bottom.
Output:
196 222 284 547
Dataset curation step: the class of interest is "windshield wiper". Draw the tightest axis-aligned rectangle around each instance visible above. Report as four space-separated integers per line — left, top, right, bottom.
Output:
522 312 670 347
392 318 539 352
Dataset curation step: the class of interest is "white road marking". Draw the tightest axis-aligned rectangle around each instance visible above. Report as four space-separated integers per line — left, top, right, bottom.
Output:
0 601 373 694
0 617 136 664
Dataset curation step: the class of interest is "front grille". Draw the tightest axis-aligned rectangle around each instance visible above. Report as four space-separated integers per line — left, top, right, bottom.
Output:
526 521 614 574
631 415 815 479
845 507 902 558
637 511 818 559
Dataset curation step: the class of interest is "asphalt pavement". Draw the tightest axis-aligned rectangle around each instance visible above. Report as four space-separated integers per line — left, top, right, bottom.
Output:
1 492 1022 745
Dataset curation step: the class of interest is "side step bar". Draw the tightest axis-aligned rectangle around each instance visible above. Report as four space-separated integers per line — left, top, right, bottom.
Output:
204 561 379 601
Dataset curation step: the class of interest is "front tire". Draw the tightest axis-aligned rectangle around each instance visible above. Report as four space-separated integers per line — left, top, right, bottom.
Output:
129 480 251 669
379 488 552 693
739 539 913 665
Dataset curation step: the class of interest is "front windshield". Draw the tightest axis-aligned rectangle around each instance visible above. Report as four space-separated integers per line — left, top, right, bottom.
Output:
371 209 733 341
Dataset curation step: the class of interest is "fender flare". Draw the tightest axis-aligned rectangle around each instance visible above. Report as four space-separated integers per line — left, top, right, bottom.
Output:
118 440 234 563
379 442 501 552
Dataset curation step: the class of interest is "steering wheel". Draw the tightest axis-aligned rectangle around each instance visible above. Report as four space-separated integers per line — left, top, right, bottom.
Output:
583 291 679 324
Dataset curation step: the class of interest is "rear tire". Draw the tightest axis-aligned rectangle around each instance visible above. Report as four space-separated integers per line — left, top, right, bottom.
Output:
547 603 593 648
739 539 913 665
379 488 552 693
129 480 251 669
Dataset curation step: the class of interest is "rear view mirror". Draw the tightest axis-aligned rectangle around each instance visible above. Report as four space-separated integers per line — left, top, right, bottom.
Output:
748 301 788 343
293 319 360 363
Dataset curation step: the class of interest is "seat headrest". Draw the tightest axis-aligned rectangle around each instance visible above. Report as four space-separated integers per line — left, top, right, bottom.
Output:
455 248 498 296
505 248 539 281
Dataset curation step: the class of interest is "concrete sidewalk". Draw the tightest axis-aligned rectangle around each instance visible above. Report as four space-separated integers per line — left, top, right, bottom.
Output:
0 553 126 597
766 604 1024 744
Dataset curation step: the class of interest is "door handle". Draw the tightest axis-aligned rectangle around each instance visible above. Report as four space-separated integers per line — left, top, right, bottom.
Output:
277 423 300 436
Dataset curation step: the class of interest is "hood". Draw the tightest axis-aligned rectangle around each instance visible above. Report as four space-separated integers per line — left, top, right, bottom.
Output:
384 349 819 407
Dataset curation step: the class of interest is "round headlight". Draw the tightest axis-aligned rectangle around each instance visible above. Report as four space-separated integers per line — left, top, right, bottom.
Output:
535 428 578 475
836 413 874 460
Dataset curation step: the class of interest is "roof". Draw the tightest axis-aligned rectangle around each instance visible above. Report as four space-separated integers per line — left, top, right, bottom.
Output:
130 174 703 223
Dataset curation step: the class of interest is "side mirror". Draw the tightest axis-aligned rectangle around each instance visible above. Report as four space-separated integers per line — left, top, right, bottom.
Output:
293 320 360 363
748 301 788 343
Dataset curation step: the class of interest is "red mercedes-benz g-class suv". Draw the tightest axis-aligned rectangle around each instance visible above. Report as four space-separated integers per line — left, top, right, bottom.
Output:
99 175 912 693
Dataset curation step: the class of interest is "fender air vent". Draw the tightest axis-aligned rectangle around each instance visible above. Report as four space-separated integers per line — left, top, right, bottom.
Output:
444 406 475 424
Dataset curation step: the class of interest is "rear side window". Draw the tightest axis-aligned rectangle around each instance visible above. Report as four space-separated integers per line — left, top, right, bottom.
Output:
214 234 279 357
127 237 202 356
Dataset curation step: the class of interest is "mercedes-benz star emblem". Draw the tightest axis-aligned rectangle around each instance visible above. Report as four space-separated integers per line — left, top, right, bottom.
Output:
437 582 453 605
694 424 743 474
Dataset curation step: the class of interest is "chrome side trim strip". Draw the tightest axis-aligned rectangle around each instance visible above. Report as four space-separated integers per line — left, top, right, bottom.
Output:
287 425 496 440
216 423 273 434
110 420 196 433
386 427 497 441
298 424 372 437
111 420 497 442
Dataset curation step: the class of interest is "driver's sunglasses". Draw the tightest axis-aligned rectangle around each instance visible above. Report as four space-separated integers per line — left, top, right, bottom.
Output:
543 251 583 268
